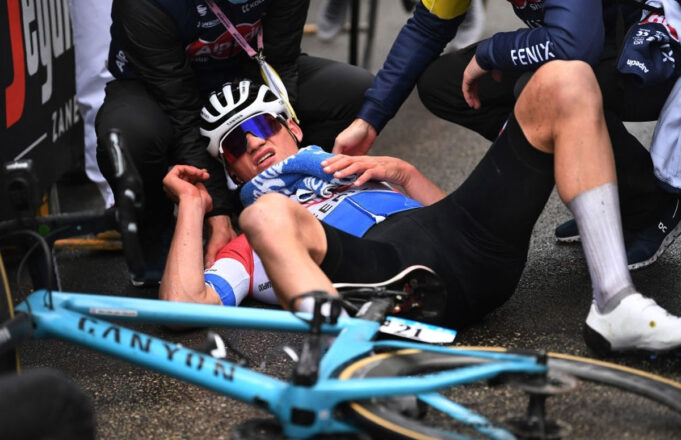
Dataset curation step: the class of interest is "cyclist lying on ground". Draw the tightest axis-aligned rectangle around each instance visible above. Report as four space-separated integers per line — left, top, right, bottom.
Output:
160 68 681 355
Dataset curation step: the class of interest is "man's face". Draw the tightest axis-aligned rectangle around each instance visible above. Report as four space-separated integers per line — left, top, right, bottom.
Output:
224 115 302 182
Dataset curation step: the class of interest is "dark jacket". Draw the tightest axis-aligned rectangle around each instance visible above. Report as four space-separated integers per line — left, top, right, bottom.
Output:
358 0 605 133
107 0 309 215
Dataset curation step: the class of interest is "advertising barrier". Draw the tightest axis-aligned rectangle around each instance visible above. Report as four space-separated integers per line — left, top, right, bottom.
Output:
1 0 82 219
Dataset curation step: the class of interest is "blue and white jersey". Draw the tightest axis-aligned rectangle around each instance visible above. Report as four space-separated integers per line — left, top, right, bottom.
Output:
301 181 422 237
206 180 422 307
239 145 422 236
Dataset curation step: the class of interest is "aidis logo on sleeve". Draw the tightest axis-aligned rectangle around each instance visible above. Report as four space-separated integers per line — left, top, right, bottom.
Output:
510 41 555 66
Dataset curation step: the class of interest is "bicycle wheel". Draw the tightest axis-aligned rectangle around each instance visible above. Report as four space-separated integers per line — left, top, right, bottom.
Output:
0 251 20 373
337 346 681 439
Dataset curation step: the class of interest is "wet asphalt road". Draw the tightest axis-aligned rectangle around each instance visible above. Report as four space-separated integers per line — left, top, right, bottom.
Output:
6 1 681 439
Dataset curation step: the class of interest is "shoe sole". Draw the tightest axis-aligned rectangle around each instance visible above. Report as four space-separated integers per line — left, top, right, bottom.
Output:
584 323 681 356
555 235 580 243
334 265 446 325
333 265 436 290
129 279 161 288
627 219 681 271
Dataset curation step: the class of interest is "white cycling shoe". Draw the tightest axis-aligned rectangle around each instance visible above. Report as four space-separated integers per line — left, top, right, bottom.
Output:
584 293 681 355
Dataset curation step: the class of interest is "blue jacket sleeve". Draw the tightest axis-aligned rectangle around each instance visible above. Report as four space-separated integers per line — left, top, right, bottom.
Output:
357 1 466 133
475 0 605 72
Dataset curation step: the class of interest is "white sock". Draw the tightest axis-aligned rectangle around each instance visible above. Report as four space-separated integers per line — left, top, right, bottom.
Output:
298 296 349 317
567 183 635 312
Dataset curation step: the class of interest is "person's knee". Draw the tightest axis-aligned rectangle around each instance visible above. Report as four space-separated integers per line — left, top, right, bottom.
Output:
240 193 297 246
519 61 602 117
417 53 467 114
95 81 174 173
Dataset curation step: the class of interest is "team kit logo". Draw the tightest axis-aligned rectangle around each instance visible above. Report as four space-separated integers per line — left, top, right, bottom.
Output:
507 0 543 9
186 20 262 61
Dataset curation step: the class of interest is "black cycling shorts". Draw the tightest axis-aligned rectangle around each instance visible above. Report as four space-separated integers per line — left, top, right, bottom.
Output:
320 115 555 329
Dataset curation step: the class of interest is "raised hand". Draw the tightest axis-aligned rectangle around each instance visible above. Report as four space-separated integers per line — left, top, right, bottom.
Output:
163 165 212 214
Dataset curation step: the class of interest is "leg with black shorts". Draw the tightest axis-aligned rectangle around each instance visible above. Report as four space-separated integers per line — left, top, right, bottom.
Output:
418 40 677 268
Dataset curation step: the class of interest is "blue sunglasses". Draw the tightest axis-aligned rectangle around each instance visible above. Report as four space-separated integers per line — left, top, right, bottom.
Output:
219 114 284 164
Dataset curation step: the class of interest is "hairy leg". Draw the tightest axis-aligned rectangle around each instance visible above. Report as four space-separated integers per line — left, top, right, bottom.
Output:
515 61 615 202
239 193 334 309
515 60 632 311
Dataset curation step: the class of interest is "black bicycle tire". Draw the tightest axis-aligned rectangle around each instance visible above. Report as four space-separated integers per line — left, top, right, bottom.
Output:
0 251 20 374
337 346 681 440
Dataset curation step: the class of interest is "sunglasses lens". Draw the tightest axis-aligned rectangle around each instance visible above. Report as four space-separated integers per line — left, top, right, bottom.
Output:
219 114 283 164
220 130 248 164
240 114 281 138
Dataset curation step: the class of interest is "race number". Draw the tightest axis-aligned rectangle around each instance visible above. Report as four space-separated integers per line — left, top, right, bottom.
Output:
380 316 456 344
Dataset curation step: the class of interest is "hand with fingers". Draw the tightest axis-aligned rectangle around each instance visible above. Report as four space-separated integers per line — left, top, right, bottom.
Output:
462 55 503 110
322 154 412 188
163 165 213 214
163 165 237 268
332 119 378 156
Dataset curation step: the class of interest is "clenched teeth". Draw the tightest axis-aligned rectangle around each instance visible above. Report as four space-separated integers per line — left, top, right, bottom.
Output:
258 153 274 165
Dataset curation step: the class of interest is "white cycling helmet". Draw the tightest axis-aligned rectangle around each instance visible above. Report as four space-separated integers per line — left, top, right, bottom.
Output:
201 80 292 160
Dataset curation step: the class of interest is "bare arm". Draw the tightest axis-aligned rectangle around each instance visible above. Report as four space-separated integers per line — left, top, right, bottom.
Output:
160 165 221 305
321 154 446 206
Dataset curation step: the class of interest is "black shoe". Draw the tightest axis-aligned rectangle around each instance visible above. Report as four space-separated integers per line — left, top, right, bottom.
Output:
627 197 681 270
129 224 172 288
129 262 163 288
554 219 580 243
554 197 681 270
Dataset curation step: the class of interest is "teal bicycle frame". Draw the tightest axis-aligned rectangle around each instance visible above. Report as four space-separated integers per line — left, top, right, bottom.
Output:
15 289 547 439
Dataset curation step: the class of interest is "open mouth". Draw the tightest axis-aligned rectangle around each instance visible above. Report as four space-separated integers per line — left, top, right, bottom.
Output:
257 152 275 165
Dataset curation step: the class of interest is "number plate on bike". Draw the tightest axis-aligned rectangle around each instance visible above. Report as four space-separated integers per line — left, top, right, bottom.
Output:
380 317 456 344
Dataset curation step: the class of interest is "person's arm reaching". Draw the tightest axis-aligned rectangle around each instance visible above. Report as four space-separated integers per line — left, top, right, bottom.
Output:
160 165 221 305
321 154 446 206
332 119 378 156
333 1 468 155
464 0 605 108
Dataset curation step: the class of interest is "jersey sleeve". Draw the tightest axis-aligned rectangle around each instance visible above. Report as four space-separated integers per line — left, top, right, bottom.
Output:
204 234 254 306
204 234 279 306
357 0 468 133
475 0 605 72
